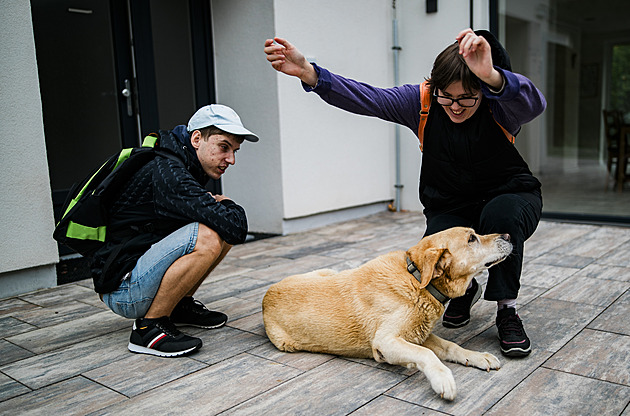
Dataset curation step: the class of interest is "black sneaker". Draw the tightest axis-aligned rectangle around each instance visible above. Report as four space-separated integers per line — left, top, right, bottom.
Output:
128 316 202 357
442 278 482 328
496 307 531 357
170 297 228 329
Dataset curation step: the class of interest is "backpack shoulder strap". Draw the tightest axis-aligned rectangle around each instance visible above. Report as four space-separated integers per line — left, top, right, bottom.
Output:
417 81 515 148
487 109 516 144
417 80 431 151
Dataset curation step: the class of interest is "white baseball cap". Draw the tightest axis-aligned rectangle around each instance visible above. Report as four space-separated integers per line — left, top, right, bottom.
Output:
187 104 259 142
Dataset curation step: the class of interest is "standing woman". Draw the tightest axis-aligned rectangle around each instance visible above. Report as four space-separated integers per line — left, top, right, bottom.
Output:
264 29 546 357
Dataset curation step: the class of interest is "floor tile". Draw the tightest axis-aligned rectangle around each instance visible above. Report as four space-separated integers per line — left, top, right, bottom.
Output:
0 297 39 317
541 275 629 307
247 254 343 283
0 316 37 338
588 290 630 335
92 353 302 415
1 329 130 389
222 357 406 415
0 372 31 402
531 253 596 269
6 310 129 354
598 241 630 268
206 296 261 323
187 326 268 365
0 376 125 415
386 337 552 415
247 340 335 371
0 339 34 366
83 354 208 397
550 226 630 258
18 284 96 307
520 263 580 289
574 263 630 282
485 368 630 416
519 297 603 353
524 222 593 257
10 300 105 328
227 311 266 337
353 396 442 415
544 328 630 385
193 275 271 303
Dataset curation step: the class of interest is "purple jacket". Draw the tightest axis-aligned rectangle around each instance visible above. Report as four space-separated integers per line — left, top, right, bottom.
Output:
303 63 546 139
302 63 546 212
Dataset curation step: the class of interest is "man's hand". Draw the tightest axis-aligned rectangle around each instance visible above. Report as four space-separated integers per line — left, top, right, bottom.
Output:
210 193 232 203
264 37 319 87
456 29 503 90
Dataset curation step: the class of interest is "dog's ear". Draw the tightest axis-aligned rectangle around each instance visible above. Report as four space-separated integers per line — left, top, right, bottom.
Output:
417 248 448 288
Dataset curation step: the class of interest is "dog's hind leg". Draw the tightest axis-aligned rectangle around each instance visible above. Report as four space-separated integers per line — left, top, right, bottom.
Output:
372 335 457 400
422 333 501 371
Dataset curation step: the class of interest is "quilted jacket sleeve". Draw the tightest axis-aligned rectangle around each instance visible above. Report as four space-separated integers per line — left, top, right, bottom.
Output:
152 155 248 245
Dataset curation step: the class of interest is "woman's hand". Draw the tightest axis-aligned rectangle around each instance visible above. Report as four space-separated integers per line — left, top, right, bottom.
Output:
264 37 319 87
456 29 503 90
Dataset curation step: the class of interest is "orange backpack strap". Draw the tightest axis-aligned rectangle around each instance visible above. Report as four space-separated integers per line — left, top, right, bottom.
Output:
417 80 431 151
495 120 516 144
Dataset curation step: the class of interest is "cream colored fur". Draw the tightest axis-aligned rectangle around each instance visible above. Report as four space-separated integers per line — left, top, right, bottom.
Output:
262 227 513 400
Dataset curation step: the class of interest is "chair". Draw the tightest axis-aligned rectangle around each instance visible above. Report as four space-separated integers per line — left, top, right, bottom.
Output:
602 109 621 175
602 109 630 191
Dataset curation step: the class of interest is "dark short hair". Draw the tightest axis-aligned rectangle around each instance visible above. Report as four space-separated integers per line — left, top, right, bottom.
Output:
198 126 238 142
427 42 481 95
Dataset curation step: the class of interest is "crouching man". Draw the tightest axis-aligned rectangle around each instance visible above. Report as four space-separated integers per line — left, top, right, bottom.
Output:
94 104 258 357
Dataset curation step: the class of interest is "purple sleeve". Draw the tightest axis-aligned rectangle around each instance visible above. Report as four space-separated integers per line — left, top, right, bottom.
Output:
482 67 547 135
302 63 422 135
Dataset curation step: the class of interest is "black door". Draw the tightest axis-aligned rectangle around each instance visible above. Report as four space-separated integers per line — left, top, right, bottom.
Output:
31 0 218 258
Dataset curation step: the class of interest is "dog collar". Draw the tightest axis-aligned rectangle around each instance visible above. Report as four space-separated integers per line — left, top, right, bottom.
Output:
406 256 450 305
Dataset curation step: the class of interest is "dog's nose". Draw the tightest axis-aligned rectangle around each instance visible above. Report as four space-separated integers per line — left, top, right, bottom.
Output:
500 234 511 242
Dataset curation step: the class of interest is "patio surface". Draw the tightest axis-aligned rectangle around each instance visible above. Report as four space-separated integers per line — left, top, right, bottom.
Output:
1 211 629 415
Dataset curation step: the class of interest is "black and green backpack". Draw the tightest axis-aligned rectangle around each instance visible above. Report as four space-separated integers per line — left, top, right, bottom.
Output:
53 134 180 257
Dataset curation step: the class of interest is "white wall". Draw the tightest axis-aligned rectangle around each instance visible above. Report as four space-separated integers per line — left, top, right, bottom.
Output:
0 2 58 296
273 0 394 219
212 0 285 235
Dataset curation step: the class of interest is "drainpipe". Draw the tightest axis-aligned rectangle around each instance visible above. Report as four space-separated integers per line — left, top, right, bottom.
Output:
392 0 403 212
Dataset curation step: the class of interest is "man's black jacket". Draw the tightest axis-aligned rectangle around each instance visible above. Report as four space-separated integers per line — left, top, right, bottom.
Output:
91 126 248 293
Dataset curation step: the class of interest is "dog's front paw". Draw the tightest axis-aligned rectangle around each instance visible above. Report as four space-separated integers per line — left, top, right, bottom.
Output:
425 363 457 400
465 351 501 371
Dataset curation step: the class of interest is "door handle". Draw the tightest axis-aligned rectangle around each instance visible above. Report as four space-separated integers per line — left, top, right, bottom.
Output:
121 79 133 117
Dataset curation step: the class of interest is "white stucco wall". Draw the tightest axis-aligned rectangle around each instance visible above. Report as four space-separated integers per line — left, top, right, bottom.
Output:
212 0 285 235
0 2 58 296
213 0 487 235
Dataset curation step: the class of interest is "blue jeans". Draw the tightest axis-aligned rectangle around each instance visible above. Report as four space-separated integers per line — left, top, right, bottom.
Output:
102 223 199 319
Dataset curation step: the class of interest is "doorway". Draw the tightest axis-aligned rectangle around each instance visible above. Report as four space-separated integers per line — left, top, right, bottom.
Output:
31 0 218 261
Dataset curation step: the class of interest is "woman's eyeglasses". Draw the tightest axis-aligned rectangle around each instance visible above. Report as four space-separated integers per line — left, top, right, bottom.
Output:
433 94 479 108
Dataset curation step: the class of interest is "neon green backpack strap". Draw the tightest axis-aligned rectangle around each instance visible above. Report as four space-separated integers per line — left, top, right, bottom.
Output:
142 133 159 148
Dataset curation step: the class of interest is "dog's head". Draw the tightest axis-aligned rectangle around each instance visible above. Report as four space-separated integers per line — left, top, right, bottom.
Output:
405 227 513 298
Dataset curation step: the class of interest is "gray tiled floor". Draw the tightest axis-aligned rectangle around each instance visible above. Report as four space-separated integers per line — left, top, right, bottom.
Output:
1 211 630 415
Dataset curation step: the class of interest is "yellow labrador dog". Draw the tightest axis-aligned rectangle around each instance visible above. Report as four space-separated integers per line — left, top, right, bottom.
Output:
262 227 512 400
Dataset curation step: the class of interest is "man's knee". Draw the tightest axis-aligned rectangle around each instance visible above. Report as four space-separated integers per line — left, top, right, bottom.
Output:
194 224 226 258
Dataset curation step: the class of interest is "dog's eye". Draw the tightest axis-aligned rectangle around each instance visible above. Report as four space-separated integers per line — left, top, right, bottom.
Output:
468 234 477 244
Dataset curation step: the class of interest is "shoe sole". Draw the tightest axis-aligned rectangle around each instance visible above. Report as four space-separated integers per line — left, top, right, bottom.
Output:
172 320 227 329
500 345 532 357
442 318 471 328
442 283 483 328
127 342 200 357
